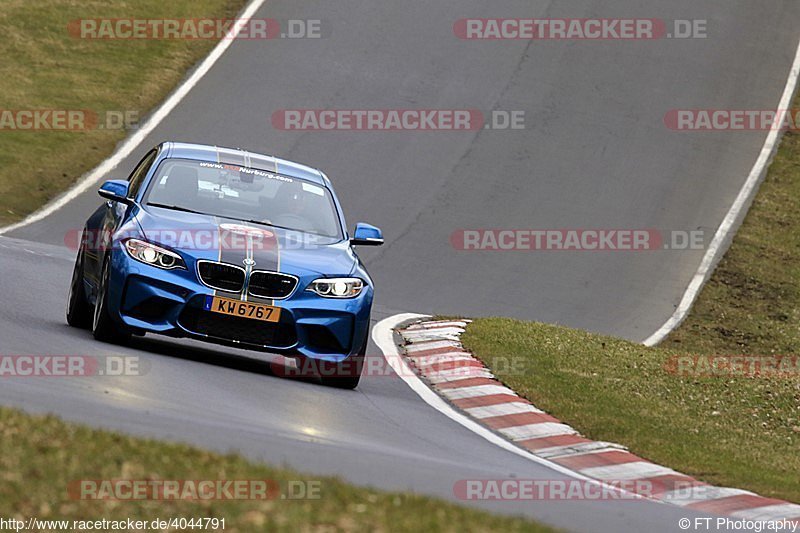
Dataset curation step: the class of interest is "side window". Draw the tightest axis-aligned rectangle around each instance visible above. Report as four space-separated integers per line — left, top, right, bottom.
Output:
127 149 158 199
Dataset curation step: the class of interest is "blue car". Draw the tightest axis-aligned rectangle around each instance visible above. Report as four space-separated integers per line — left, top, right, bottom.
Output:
66 142 383 388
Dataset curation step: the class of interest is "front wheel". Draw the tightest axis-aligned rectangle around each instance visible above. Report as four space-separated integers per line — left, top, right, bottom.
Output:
317 328 369 389
66 250 92 329
92 257 131 344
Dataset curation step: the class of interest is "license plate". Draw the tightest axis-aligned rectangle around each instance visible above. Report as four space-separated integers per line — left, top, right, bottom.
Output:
204 296 281 322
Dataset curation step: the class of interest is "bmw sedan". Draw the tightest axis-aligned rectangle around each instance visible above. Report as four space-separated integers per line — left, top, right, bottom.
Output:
66 141 383 389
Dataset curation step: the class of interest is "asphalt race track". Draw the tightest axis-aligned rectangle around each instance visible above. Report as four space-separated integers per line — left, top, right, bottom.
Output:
2 1 799 531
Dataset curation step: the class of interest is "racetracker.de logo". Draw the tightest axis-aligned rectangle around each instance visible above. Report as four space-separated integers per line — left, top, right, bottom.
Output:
0 355 145 377
64 227 284 253
451 229 706 251
269 354 524 380
664 355 800 378
271 109 487 131
0 110 139 131
454 479 755 502
665 109 800 131
67 18 282 40
68 479 321 500
0 110 94 131
453 18 707 40
454 479 651 500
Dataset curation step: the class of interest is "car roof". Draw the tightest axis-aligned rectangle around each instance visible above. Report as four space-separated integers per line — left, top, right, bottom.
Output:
163 141 328 186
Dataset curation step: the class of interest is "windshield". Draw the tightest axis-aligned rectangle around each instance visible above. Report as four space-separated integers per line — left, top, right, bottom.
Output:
143 158 343 239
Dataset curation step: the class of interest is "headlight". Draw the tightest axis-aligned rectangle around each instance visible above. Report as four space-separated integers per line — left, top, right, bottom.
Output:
124 239 186 270
307 278 364 298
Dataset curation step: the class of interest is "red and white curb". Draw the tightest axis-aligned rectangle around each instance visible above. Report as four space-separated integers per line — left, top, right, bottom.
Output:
396 317 800 522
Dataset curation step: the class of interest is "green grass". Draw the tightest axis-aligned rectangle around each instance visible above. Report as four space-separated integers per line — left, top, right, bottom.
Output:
461 318 800 503
0 407 555 532
0 0 250 226
460 95 800 504
663 117 800 355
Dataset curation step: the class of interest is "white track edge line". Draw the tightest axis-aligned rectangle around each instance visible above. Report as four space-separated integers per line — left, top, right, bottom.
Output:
373 313 652 502
0 0 268 237
642 39 800 346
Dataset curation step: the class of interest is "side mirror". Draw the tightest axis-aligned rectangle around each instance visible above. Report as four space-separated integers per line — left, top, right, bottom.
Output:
98 180 131 205
351 222 384 246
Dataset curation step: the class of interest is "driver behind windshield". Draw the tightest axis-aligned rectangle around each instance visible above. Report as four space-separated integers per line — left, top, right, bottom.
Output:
145 159 342 239
268 181 316 233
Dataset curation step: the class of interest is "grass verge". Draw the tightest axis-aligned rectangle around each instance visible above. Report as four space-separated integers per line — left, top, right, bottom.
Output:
461 95 800 503
663 111 800 355
0 0 249 227
462 318 800 503
0 407 554 532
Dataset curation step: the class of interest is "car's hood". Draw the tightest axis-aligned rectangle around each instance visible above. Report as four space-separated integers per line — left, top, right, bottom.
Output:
133 205 357 276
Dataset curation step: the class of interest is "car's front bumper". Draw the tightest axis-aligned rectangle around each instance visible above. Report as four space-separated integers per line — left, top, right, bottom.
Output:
106 250 372 362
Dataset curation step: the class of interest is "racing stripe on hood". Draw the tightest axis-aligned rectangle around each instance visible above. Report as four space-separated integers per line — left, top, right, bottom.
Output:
212 216 220 298
210 149 283 303
249 223 280 305
214 147 253 301
246 152 281 305
217 222 249 300
213 222 280 304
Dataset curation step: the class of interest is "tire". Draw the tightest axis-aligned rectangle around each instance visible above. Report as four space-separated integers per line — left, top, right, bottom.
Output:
92 257 131 344
66 250 92 329
318 327 369 390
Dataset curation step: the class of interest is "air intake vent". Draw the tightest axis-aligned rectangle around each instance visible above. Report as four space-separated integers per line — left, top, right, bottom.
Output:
248 271 298 299
197 261 245 293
